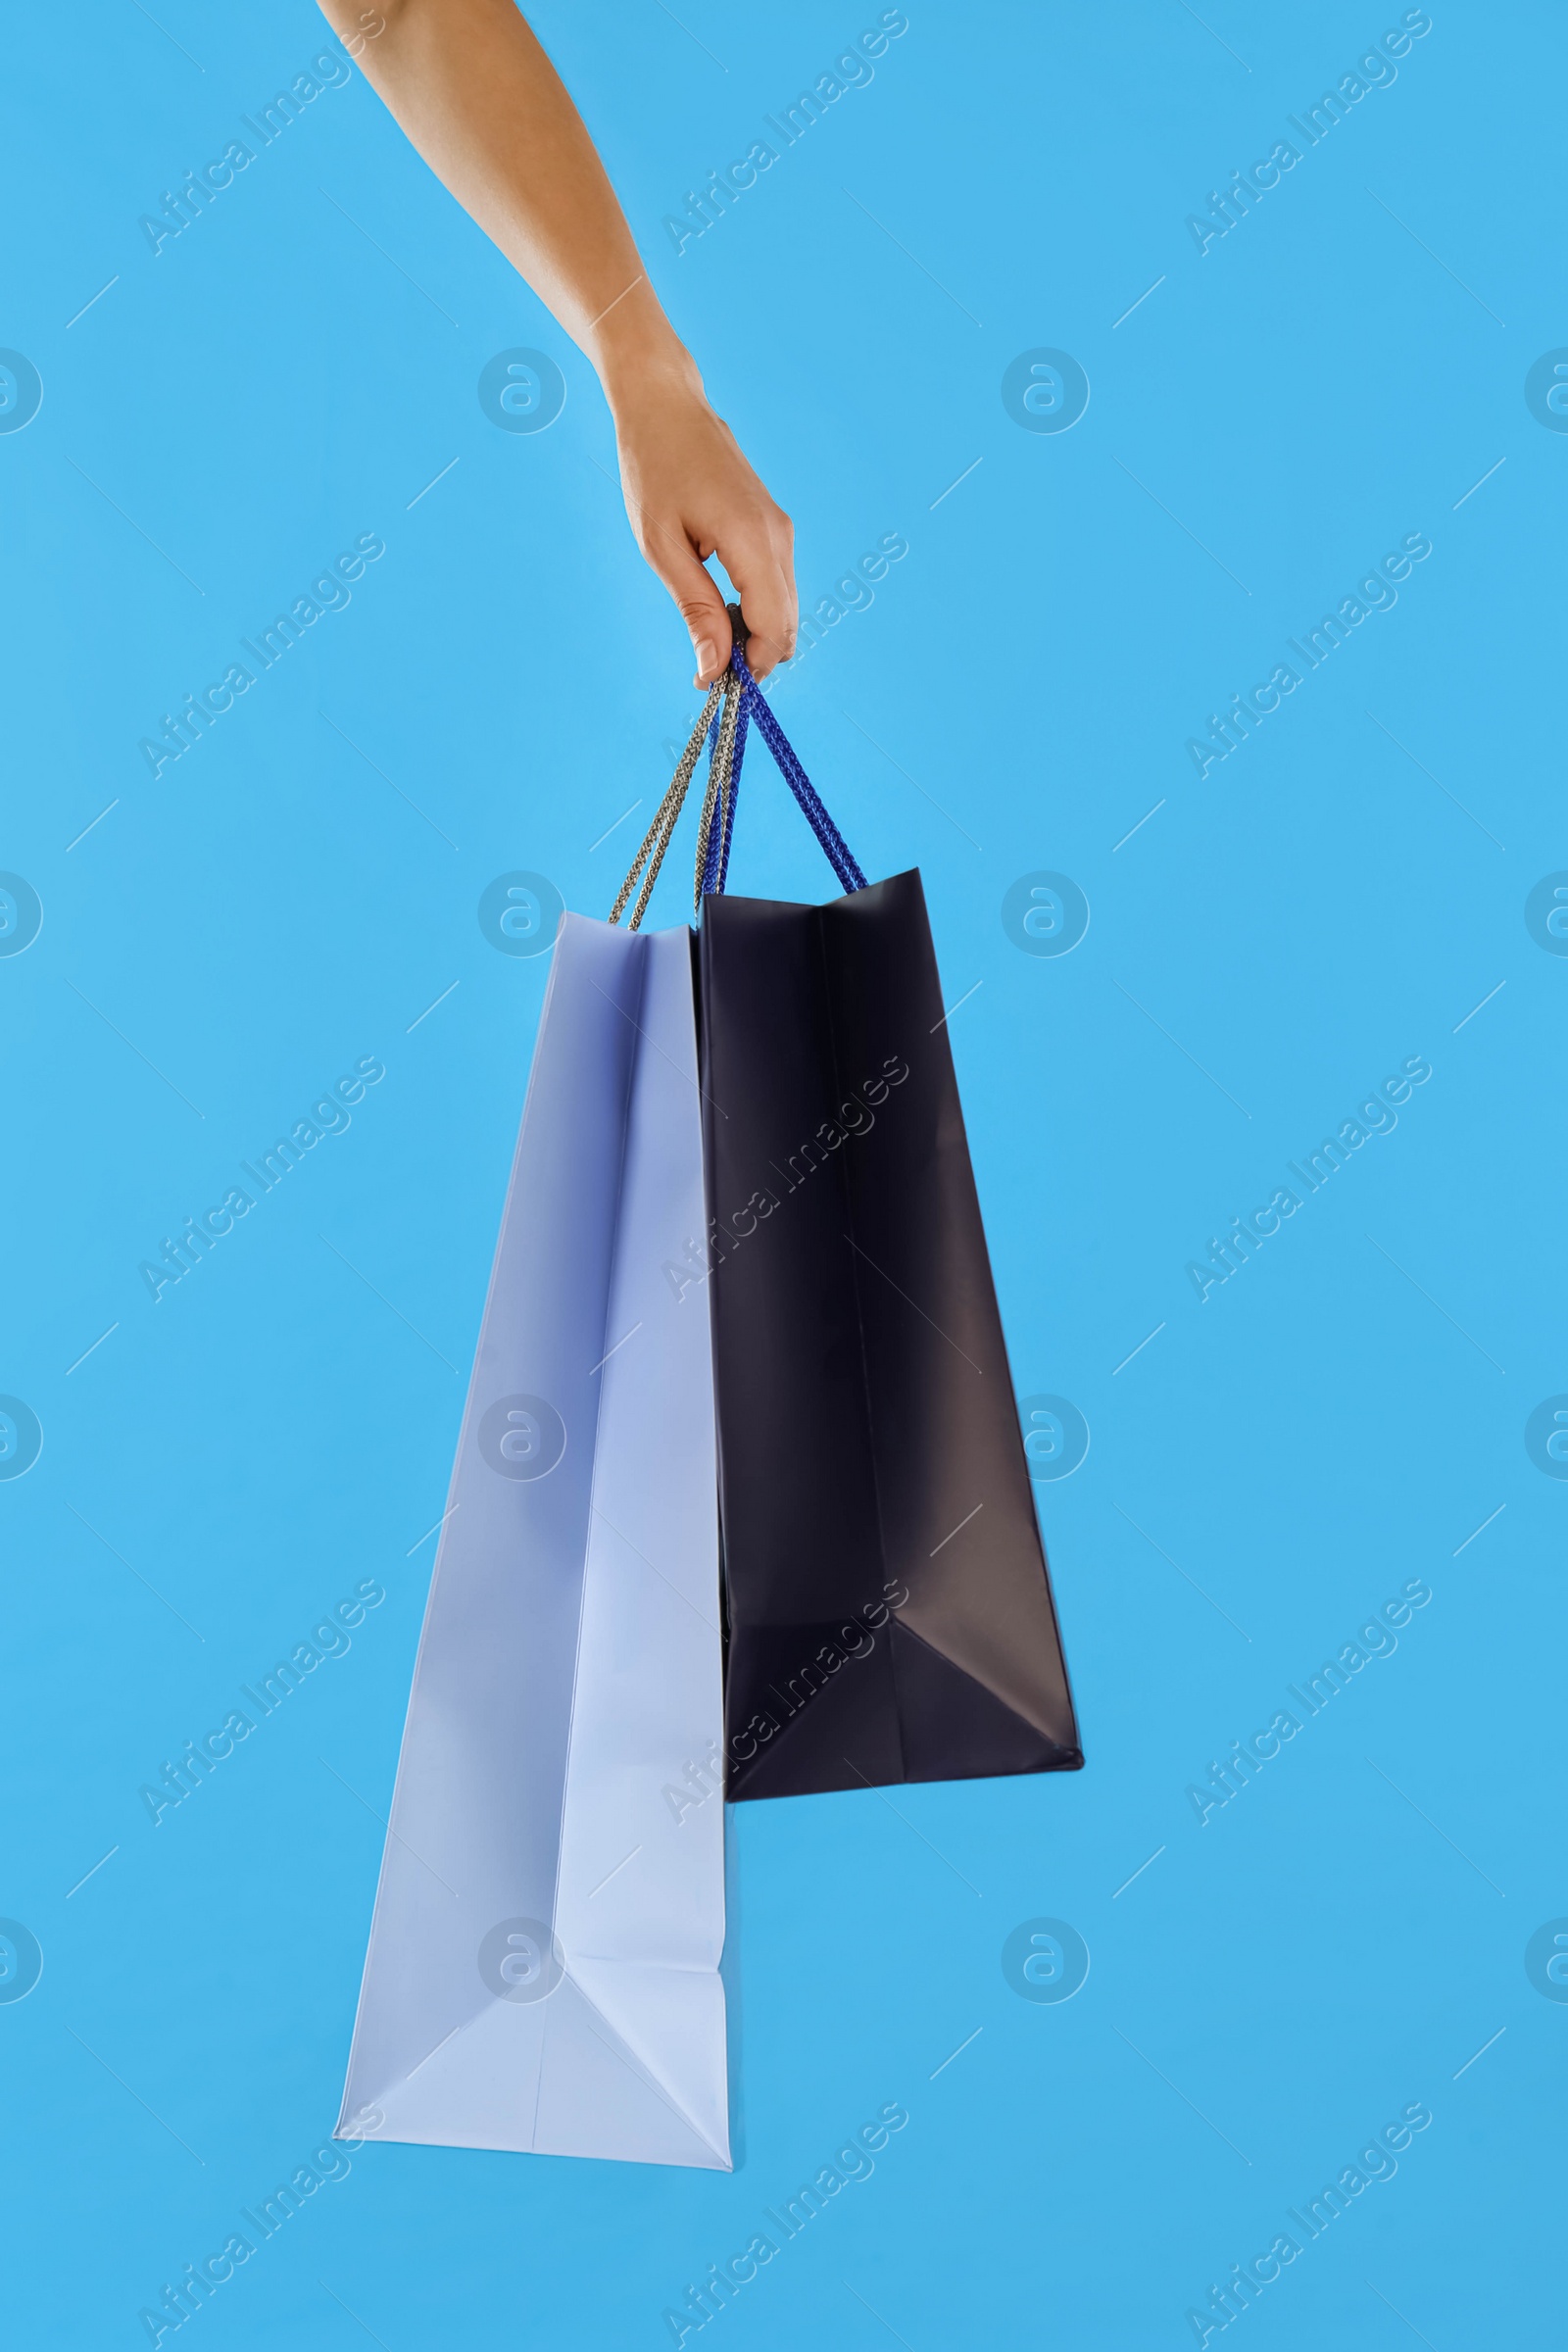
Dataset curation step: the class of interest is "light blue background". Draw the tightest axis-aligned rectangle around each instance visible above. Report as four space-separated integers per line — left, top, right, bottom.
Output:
2 2 1561 2344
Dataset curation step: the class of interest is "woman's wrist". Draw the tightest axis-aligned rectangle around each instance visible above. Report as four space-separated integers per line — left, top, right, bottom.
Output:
592 292 703 418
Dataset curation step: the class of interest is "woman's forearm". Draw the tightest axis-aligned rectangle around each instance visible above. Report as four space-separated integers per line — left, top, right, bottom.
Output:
318 0 797 679
320 0 678 393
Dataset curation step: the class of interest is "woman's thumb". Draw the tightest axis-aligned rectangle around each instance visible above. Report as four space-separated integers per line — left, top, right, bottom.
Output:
652 541 732 685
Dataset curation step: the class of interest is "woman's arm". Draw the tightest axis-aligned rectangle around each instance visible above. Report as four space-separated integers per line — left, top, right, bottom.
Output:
318 0 796 681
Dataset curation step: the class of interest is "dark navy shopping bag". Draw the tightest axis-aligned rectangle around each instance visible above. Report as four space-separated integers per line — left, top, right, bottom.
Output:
610 616 1082 1801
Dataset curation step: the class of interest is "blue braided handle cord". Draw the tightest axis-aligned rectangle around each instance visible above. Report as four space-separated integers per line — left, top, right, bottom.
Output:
693 664 743 912
703 639 867 898
695 703 723 899
743 679 867 894
699 627 745 899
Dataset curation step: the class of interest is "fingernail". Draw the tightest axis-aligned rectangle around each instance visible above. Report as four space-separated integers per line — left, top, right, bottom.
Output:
694 639 717 683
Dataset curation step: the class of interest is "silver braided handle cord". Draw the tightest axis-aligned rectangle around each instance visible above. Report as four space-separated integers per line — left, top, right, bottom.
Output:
608 678 724 930
691 664 744 917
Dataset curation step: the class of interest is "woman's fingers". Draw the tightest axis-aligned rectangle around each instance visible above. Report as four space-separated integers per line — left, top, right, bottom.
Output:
613 381 797 687
716 507 797 682
635 512 735 685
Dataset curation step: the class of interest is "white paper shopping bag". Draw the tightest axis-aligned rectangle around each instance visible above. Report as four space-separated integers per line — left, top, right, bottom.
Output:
337 914 729 2169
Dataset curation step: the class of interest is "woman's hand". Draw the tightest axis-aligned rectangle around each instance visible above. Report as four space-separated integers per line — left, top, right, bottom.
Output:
606 344 796 684
317 0 798 687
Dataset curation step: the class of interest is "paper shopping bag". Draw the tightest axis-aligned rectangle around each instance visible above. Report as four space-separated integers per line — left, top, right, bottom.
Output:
609 627 1081 1804
699 867 1082 1800
337 913 730 2169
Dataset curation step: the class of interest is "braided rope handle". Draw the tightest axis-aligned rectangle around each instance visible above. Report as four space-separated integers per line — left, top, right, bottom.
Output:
692 649 746 912
713 692 750 895
608 675 726 930
609 609 866 927
738 658 866 897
